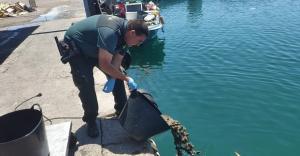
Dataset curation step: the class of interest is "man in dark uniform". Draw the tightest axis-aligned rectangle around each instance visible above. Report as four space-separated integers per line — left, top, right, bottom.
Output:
64 14 148 138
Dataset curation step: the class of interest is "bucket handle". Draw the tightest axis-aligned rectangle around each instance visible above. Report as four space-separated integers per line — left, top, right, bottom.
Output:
31 103 43 113
30 104 53 124
136 90 162 114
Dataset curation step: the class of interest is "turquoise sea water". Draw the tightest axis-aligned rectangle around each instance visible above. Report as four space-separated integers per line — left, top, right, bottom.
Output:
128 0 300 155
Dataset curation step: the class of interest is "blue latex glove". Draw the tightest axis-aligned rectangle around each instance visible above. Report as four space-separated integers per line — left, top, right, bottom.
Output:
103 78 116 93
127 77 138 91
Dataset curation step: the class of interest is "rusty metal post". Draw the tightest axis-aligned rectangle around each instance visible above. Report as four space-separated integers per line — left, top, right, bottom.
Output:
82 0 101 17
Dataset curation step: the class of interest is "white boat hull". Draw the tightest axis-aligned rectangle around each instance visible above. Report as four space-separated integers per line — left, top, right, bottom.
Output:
148 23 163 39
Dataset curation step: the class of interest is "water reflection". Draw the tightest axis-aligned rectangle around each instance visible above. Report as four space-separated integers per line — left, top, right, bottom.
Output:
129 37 165 69
187 0 202 18
158 0 185 9
159 0 203 22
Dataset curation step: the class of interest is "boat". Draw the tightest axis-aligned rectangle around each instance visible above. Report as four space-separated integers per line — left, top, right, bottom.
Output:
98 0 164 40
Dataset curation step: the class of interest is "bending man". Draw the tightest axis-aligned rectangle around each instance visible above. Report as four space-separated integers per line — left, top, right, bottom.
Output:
64 14 148 138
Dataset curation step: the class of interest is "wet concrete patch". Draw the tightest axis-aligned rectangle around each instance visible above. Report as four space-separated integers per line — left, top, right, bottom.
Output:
31 5 74 23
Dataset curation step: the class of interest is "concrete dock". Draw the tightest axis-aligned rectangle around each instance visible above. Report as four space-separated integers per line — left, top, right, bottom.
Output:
0 1 157 156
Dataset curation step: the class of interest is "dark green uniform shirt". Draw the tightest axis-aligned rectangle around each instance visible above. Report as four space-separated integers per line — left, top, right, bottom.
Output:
64 15 128 58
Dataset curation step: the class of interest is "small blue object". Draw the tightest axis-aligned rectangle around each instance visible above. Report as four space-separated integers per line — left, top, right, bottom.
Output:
127 77 138 91
103 79 116 93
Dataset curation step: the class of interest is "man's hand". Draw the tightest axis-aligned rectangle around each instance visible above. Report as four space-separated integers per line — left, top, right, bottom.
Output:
126 77 138 91
98 48 137 91
98 48 127 81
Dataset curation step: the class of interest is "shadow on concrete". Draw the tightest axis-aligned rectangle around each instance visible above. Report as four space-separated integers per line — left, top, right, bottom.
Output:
0 24 39 64
69 117 153 155
101 117 153 155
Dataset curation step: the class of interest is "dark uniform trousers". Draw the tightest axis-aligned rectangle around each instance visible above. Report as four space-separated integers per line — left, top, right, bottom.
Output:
69 54 127 123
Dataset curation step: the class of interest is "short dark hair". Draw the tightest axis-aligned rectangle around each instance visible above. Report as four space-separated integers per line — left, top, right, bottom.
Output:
127 20 149 37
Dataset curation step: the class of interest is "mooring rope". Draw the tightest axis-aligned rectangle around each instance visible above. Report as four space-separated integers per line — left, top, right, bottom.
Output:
162 115 201 156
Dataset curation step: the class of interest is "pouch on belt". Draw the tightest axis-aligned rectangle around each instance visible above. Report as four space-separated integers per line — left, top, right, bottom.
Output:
54 36 80 64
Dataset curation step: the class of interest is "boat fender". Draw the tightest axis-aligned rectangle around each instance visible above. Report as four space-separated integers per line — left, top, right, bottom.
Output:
159 16 164 24
144 14 155 21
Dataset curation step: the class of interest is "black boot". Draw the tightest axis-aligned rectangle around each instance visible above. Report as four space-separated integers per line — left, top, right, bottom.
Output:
86 120 99 138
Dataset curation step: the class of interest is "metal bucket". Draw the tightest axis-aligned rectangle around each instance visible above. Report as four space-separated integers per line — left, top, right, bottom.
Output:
0 104 49 156
118 90 170 141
